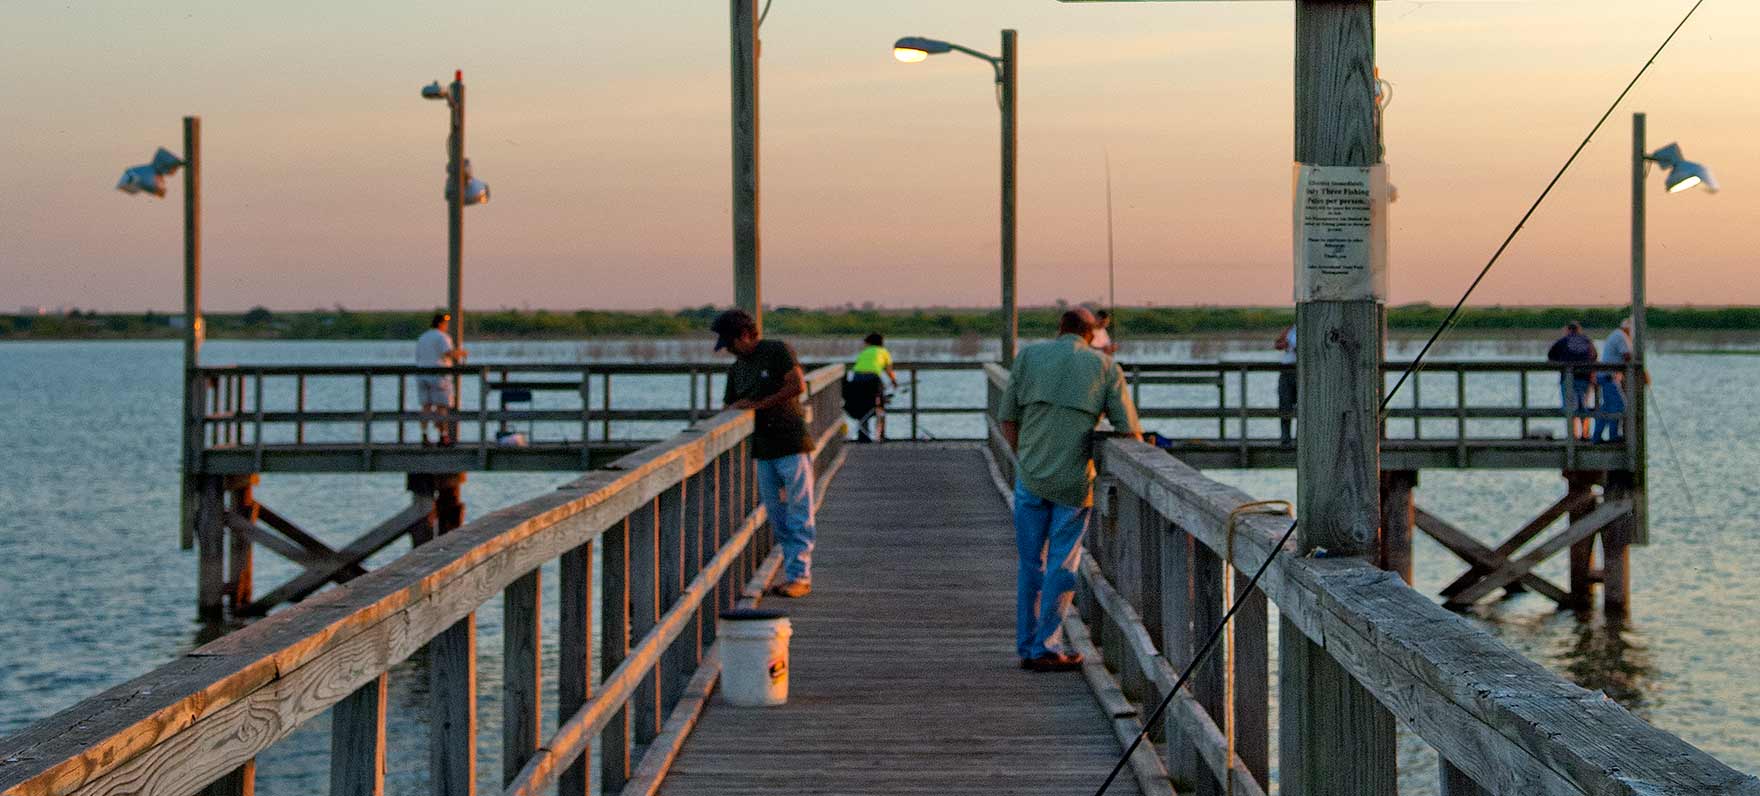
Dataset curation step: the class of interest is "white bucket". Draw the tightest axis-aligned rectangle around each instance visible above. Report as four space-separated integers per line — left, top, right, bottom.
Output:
718 609 791 707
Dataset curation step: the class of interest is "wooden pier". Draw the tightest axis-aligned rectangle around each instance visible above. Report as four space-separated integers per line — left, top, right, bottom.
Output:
2 363 1750 796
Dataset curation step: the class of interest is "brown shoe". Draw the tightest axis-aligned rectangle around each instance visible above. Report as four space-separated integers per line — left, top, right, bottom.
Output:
1021 651 1084 672
769 580 811 599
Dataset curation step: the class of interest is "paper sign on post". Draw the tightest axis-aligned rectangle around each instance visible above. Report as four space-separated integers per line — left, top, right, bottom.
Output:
1293 163 1390 302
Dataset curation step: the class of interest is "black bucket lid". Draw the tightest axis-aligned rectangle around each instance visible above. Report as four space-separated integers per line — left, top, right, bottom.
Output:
719 608 788 621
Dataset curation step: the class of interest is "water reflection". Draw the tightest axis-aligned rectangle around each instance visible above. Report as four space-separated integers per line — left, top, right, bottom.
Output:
1554 615 1658 717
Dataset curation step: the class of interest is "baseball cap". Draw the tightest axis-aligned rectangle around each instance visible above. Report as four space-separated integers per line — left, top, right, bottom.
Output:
711 309 758 351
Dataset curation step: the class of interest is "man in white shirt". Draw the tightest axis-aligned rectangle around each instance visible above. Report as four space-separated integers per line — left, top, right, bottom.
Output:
416 312 466 445
1592 317 1633 443
1089 309 1119 355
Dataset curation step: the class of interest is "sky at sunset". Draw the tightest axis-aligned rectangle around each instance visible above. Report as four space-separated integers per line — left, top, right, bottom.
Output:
1 1 1754 312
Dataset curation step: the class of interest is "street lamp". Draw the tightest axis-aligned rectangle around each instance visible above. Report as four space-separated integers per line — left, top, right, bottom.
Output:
117 117 202 550
893 31 1018 366
420 70 489 350
1628 111 1716 545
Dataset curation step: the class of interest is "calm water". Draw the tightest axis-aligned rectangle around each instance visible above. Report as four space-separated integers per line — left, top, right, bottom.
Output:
1 336 1755 794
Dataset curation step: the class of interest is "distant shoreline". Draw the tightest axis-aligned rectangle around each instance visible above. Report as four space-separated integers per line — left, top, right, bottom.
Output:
9 305 1760 341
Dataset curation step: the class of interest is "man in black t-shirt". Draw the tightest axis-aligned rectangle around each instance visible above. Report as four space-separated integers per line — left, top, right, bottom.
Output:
1546 321 1598 440
712 310 817 598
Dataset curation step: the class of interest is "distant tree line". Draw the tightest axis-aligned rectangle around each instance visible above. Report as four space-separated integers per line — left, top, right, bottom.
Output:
6 304 1760 340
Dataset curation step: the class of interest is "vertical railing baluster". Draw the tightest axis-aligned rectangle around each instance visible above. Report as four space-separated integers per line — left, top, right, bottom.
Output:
1160 523 1198 786
362 373 373 470
296 373 307 446
1238 366 1250 465
1192 540 1226 795
502 569 541 787
600 516 632 792
253 370 265 471
1520 369 1531 439
396 373 406 445
558 540 593 796
579 368 592 464
602 372 613 442
1456 367 1468 466
682 468 707 670
655 480 687 716
1233 562 1271 790
628 499 663 748
199 761 255 796
429 613 477 796
331 675 387 796
478 366 490 466
1413 368 1424 440
910 366 920 440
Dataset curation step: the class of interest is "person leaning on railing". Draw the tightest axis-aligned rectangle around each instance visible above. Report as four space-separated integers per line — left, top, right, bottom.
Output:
712 309 818 599
997 308 1142 672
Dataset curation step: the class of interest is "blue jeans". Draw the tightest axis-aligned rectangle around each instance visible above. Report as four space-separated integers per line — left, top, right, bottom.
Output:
1013 481 1091 659
756 453 816 583
1592 372 1626 442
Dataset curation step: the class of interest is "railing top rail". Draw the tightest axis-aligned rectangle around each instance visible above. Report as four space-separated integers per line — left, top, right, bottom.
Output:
1098 439 1753 796
0 364 843 796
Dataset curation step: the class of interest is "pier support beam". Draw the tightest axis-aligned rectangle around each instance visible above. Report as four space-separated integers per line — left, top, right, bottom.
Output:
194 475 226 623
1566 471 1601 611
1379 470 1416 584
1603 471 1635 617
225 474 258 612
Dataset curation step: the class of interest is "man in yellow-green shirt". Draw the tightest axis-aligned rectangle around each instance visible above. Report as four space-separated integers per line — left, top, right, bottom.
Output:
998 308 1141 671
847 333 898 442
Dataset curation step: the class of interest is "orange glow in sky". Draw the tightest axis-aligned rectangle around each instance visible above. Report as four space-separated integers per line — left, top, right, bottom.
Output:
0 1 1754 312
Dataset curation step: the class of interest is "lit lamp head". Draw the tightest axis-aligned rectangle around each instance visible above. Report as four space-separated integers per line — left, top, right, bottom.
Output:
1649 142 1718 193
893 36 952 63
444 157 490 206
115 147 186 197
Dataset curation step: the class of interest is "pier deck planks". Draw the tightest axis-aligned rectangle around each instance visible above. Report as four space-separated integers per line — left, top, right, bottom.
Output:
660 445 1142 796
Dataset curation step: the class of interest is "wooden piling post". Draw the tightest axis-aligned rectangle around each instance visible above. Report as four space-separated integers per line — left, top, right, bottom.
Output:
225 475 258 612
1603 471 1635 616
1283 2 1398 794
628 500 663 747
1379 470 1417 584
1565 471 1601 611
195 475 226 622
1159 526 1199 787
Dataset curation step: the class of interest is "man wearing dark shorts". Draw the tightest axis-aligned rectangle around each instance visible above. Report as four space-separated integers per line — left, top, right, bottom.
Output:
712 310 818 598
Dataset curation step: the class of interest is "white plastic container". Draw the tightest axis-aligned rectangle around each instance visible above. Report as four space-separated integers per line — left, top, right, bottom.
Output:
718 609 791 707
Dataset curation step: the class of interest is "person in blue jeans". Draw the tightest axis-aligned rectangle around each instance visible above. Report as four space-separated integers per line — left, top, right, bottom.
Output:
1593 317 1634 443
998 309 1142 671
713 310 818 598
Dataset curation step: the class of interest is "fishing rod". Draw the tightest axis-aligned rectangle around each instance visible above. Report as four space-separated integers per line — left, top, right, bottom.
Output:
1090 3 1709 793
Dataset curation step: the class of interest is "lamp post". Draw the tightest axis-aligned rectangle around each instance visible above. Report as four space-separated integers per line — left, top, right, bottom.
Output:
1618 112 1716 611
117 118 200 549
421 71 490 350
894 31 1018 366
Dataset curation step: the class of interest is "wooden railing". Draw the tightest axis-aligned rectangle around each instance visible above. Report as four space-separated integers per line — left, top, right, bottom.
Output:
982 365 1748 796
2 365 847 796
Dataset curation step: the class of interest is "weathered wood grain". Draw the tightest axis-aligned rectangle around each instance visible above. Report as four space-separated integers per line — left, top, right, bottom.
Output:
428 615 475 796
501 570 540 786
555 541 592 796
329 675 385 796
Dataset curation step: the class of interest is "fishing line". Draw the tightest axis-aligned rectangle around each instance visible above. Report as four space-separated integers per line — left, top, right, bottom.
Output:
1381 0 1708 415
1647 385 1705 521
1092 4 1708 793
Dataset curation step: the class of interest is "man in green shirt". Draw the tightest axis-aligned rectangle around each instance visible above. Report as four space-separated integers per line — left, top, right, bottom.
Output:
713 310 818 598
998 309 1141 671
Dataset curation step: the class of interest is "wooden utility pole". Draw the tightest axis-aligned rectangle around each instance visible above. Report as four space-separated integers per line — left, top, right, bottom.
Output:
1282 2 1398 795
181 116 203 552
448 72 466 348
1627 112 1649 546
999 29 1018 366
731 0 762 332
